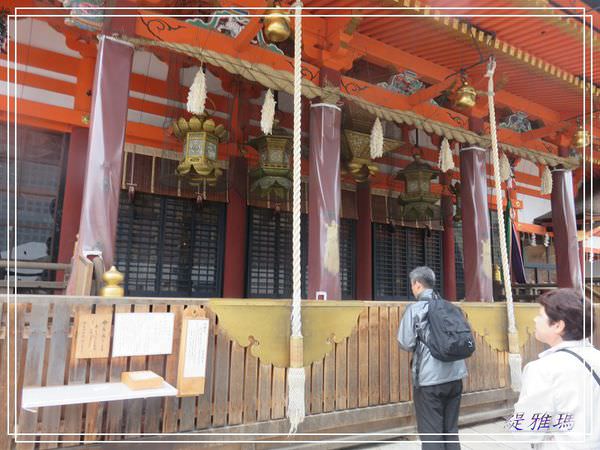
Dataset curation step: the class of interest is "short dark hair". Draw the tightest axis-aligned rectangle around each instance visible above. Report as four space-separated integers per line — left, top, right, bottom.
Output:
537 289 592 341
409 266 436 289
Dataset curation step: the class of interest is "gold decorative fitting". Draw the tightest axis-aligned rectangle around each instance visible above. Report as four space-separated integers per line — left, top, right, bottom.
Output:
100 266 124 297
454 79 477 108
208 299 365 368
171 114 228 187
81 114 90 125
263 6 291 43
341 129 401 182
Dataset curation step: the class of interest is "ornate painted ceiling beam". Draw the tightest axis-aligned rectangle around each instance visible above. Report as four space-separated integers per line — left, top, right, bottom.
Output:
349 33 563 125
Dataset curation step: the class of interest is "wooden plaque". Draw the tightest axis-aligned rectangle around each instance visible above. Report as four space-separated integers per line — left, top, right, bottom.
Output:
176 306 210 397
74 313 112 359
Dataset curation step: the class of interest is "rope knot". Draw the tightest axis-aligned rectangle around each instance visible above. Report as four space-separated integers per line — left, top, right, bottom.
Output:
485 56 496 78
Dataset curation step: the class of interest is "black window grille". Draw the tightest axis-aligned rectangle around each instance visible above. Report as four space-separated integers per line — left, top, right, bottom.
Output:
489 211 502 269
339 218 356 299
246 207 308 298
454 221 465 299
246 208 356 299
373 224 443 300
115 192 225 297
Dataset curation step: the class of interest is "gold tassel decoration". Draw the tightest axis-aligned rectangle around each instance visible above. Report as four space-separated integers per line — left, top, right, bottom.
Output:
540 165 553 195
187 66 207 115
260 89 276 135
499 153 511 181
370 117 384 159
438 137 455 172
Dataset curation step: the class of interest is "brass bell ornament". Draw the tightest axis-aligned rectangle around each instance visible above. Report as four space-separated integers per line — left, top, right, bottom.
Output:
263 5 291 43
454 79 477 109
572 124 588 148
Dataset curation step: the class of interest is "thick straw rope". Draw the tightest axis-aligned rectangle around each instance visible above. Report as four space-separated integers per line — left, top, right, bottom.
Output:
287 2 305 434
120 35 576 170
486 57 522 392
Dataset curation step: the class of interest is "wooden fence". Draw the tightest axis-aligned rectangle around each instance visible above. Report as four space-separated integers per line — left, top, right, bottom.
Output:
1 296 598 449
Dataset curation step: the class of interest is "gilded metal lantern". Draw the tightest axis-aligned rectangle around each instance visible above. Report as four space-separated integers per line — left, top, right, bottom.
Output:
247 122 292 199
396 154 441 221
263 6 291 43
171 114 228 187
454 80 477 108
572 124 588 148
341 129 401 182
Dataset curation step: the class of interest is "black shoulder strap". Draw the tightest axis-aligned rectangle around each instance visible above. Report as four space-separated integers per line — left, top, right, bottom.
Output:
557 348 600 387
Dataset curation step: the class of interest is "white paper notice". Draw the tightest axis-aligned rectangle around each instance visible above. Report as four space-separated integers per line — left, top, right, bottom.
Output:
112 313 174 357
183 319 210 378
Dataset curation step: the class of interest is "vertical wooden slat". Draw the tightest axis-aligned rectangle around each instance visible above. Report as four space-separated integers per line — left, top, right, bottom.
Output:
322 350 335 413
257 362 272 422
105 303 131 440
196 307 215 430
368 306 380 405
143 304 168 434
228 342 245 425
346 327 358 410
211 327 230 428
334 340 347 411
379 307 390 405
124 304 149 437
270 367 286 419
357 309 369 408
310 359 324 415
242 348 258 424
304 365 311 415
38 304 71 449
16 303 50 450
62 303 92 446
389 306 400 403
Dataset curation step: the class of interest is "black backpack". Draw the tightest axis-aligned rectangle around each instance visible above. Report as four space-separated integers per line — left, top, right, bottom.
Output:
419 292 476 362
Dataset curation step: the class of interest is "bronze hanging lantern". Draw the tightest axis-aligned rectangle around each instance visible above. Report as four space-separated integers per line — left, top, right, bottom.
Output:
248 120 292 199
171 114 228 187
396 153 441 221
263 4 291 43
454 79 477 109
572 124 588 148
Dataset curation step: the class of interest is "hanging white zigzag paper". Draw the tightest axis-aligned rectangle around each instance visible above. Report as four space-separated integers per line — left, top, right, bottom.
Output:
187 67 207 115
540 165 553 195
438 137 455 172
370 117 384 159
260 89 276 135
499 153 511 181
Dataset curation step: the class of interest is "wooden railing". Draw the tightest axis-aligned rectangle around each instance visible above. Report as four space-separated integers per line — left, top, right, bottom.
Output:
0 261 71 293
1 296 598 449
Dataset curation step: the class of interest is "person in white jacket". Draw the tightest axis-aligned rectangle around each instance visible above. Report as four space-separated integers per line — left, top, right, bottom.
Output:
509 288 600 449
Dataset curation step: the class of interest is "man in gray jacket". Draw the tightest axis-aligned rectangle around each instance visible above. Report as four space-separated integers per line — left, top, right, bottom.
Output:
397 266 467 450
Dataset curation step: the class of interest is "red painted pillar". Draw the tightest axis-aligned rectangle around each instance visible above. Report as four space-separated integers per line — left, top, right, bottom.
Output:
308 68 342 300
356 181 372 300
57 128 88 265
551 168 582 290
222 156 248 298
441 174 457 301
459 146 493 302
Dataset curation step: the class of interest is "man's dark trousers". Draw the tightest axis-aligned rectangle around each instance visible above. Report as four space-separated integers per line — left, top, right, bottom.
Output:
413 379 463 450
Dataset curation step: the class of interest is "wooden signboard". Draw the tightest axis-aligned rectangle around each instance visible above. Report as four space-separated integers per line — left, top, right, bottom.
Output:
74 313 112 359
177 306 210 397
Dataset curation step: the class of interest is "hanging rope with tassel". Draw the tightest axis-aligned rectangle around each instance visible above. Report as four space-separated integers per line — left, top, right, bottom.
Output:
540 165 553 195
438 137 455 172
485 56 522 392
370 117 384 159
287 1 305 435
261 88 276 135
187 64 207 115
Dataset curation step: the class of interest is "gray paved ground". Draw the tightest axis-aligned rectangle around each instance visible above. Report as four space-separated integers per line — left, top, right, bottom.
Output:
356 420 532 449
